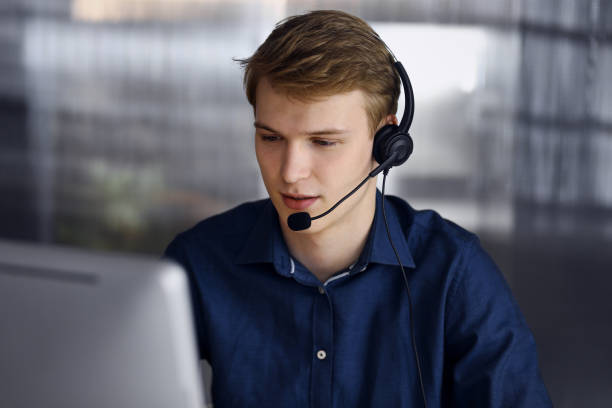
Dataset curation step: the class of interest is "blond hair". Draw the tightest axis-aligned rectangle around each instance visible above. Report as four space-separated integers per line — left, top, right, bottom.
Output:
237 10 400 134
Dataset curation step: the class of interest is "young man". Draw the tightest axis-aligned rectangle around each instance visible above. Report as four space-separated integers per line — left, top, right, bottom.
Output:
164 10 552 407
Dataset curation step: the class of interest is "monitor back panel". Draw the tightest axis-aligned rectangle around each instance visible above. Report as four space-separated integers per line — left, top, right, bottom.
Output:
0 240 204 408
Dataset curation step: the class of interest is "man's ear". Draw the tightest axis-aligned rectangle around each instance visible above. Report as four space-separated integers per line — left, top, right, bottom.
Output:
386 114 399 126
376 114 399 130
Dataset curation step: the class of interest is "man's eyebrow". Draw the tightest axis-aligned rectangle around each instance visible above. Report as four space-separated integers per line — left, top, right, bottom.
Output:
254 122 280 134
253 121 348 136
306 128 348 136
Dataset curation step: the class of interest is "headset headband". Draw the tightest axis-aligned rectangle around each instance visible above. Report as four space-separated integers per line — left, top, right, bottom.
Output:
393 61 414 133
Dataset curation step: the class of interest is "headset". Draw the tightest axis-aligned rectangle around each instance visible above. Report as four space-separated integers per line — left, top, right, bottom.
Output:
287 60 414 231
286 57 428 407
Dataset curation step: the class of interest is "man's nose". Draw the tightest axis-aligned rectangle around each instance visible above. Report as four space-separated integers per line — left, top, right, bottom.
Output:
281 142 311 184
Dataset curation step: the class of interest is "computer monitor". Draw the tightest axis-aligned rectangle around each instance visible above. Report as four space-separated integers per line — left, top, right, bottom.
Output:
0 239 206 408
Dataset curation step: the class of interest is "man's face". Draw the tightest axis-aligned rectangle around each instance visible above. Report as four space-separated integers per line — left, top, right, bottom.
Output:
254 77 378 234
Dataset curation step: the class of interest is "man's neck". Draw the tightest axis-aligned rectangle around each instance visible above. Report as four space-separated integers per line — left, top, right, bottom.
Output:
280 182 377 283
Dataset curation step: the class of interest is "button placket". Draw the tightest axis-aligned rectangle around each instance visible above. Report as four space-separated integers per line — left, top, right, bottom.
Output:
311 282 333 407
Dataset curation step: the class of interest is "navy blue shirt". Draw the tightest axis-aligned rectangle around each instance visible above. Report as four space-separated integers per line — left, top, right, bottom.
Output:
164 191 552 407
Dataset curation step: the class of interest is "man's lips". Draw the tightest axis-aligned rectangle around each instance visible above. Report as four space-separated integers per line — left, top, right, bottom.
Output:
281 194 319 211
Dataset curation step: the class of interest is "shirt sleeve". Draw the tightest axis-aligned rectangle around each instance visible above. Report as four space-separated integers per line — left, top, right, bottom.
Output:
163 234 208 361
444 238 552 407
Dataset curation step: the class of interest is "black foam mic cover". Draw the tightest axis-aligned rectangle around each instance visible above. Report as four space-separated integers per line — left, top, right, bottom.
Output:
288 212 311 231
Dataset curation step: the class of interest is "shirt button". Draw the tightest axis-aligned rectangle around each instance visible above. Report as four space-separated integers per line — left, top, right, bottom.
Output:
316 350 327 360
318 286 325 294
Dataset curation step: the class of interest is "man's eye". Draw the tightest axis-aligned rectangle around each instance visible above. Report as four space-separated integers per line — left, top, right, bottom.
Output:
313 139 336 147
261 134 281 142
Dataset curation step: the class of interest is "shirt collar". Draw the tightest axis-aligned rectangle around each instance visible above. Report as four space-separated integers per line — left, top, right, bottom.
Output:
367 190 415 268
236 190 415 272
236 200 289 267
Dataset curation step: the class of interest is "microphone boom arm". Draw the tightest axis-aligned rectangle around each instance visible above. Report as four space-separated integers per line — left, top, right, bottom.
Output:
311 151 399 221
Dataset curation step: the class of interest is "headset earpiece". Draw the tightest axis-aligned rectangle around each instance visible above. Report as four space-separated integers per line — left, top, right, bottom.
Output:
373 124 414 170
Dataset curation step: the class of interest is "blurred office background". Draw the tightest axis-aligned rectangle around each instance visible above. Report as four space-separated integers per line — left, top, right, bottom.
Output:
1 0 611 406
